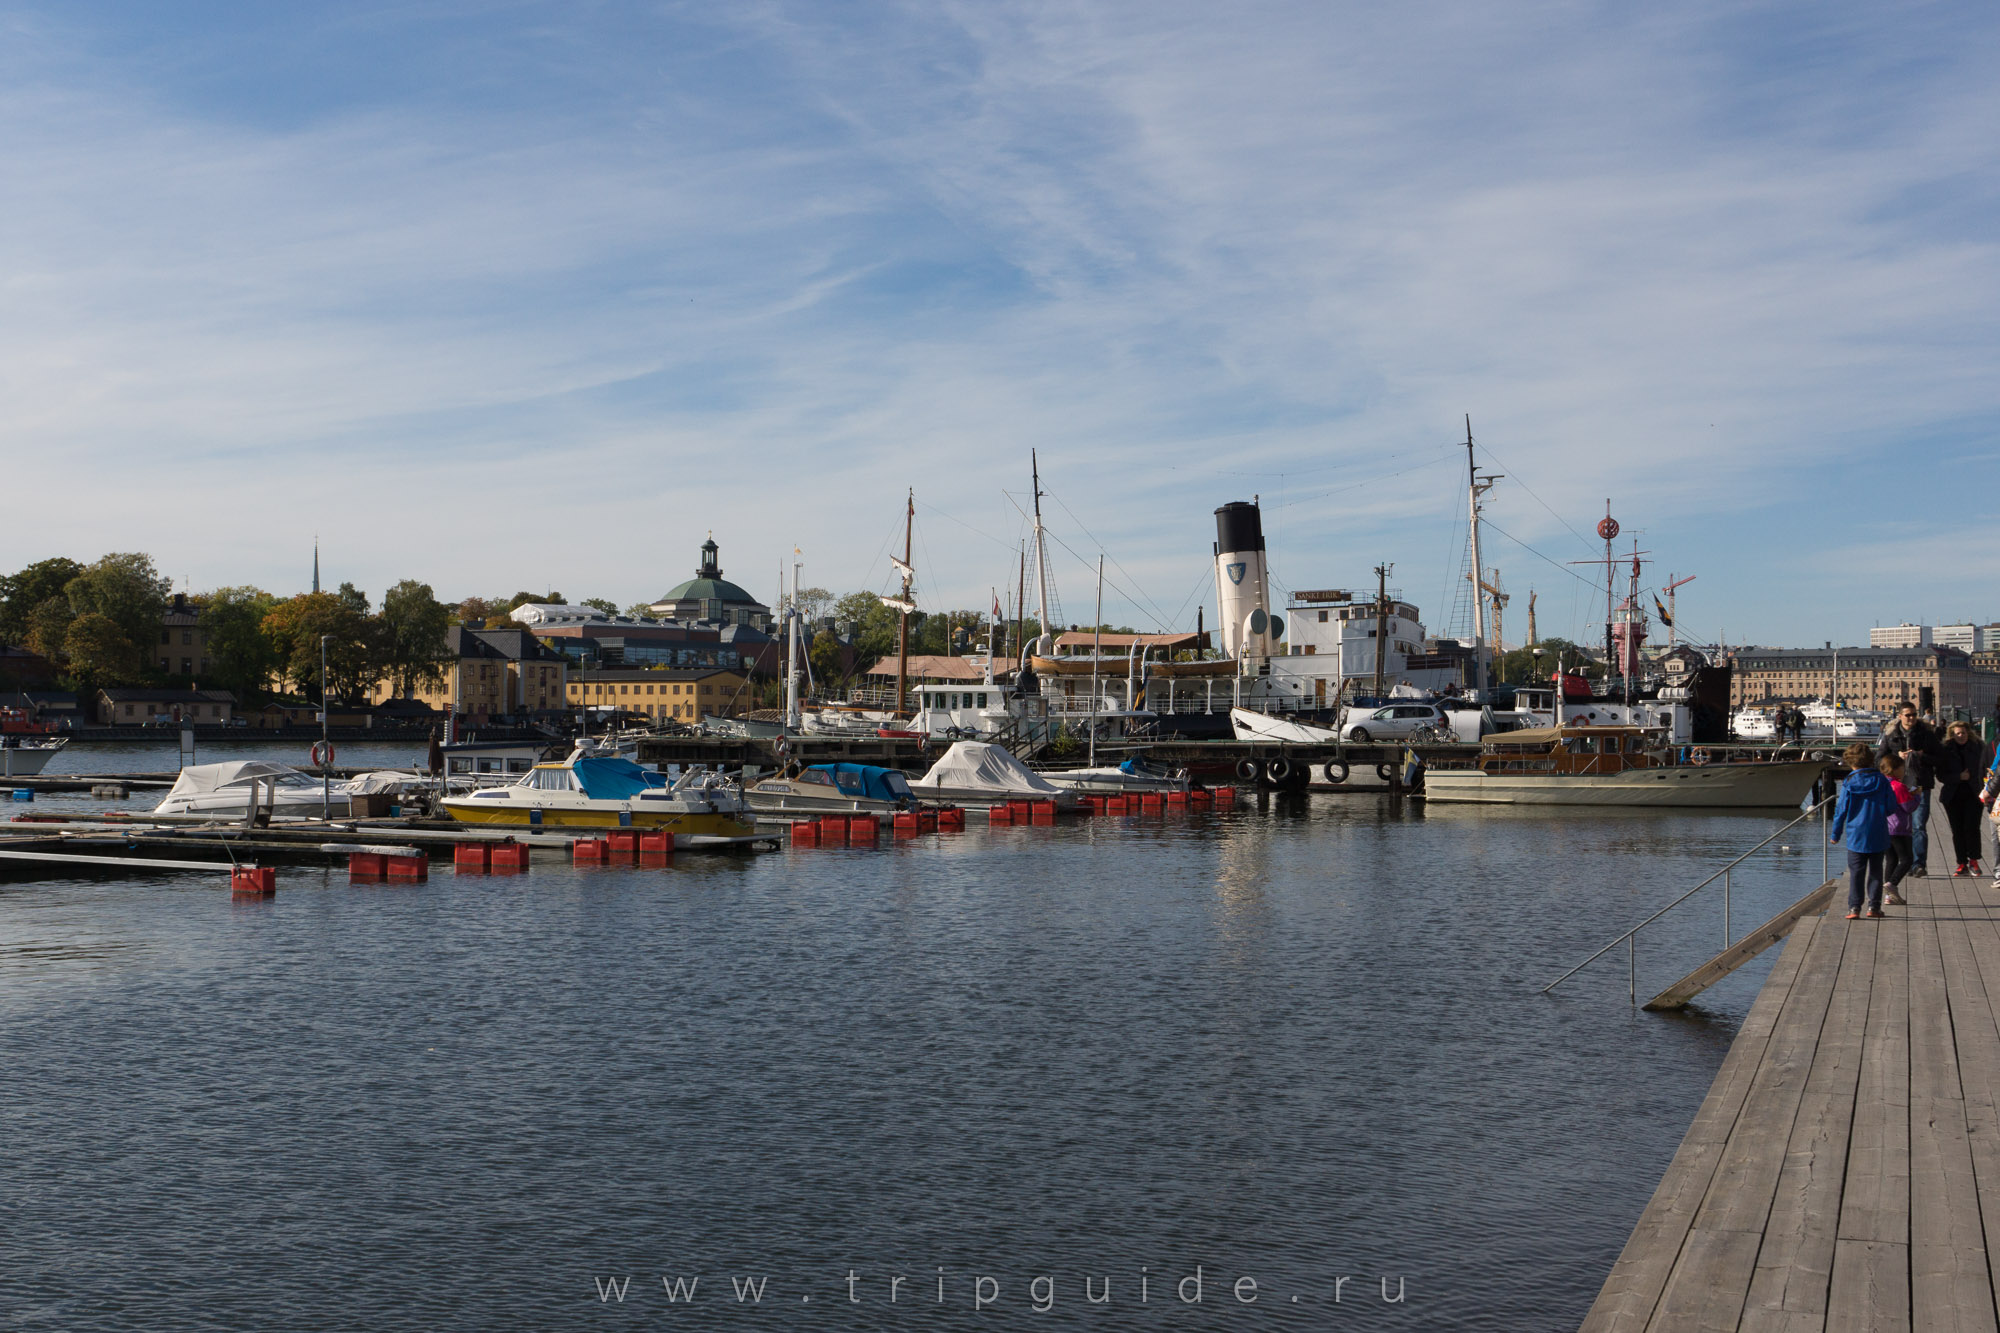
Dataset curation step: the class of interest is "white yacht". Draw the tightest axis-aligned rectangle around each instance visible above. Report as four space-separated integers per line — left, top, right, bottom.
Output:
153 761 420 818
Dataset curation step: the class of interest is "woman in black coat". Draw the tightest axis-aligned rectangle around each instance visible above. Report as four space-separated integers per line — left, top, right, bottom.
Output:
1938 720 1988 875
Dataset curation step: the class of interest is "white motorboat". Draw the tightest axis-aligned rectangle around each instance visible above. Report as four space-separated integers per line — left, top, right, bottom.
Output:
1229 707 1341 744
1039 757 1192 795
153 761 420 818
1801 701 1884 740
744 762 920 816
0 734 66 777
908 741 1078 809
1731 708 1777 740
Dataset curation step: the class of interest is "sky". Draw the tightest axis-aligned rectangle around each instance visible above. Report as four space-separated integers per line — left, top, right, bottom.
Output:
1 1 1994 650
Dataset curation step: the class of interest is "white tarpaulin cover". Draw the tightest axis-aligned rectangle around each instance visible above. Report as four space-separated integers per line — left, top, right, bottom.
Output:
161 761 317 799
909 741 1064 796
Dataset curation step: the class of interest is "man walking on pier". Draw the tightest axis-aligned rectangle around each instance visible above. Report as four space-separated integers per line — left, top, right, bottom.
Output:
1883 703 1943 876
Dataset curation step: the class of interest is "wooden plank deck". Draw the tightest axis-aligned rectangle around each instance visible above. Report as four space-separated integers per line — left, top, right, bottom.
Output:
1583 798 2000 1332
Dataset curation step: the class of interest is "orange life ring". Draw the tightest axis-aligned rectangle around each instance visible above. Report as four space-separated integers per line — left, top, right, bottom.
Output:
1690 748 1711 767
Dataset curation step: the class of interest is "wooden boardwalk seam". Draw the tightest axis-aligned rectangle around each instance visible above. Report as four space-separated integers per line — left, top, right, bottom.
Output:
1582 796 2000 1333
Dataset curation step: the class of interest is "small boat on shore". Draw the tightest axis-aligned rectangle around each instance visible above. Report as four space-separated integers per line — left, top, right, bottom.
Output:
1420 724 1824 808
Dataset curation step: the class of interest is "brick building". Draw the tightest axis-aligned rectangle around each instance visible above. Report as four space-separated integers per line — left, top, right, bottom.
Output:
1726 646 2000 715
565 667 753 723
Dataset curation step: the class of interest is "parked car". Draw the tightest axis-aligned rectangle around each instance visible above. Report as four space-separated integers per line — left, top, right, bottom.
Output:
1340 702 1448 743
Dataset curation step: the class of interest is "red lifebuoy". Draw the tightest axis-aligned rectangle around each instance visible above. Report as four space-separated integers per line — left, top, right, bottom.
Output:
311 741 337 767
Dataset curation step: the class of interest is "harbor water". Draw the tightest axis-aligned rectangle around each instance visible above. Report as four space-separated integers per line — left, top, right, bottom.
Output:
1 745 1834 1329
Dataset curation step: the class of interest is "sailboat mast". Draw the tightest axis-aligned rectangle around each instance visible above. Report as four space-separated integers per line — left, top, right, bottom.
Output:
1015 544 1026 668
1465 416 1489 698
1032 451 1051 652
897 489 913 717
1089 555 1103 766
785 551 803 730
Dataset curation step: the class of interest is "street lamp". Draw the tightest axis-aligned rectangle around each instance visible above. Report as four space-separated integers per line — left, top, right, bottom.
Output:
320 634 333 819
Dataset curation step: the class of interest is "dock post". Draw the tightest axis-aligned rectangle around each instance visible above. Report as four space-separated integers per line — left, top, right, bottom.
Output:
1723 868 1730 949
1821 797 1828 880
1628 934 1636 1006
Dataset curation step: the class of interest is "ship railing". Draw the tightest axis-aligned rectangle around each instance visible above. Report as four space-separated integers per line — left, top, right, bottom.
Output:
1540 792 1836 1004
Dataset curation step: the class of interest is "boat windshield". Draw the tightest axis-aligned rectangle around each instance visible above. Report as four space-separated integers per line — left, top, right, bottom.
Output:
518 767 581 791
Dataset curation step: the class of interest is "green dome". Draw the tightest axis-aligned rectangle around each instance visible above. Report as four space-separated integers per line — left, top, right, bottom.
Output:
659 576 759 605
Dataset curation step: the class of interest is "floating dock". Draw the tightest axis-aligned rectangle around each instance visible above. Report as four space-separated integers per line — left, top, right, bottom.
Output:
1583 815 2000 1330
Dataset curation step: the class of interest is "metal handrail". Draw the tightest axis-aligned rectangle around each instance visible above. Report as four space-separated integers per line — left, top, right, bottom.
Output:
1541 792 1835 999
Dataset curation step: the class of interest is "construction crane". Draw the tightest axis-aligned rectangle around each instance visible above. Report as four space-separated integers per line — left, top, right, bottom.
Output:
1467 567 1509 681
1662 574 1696 650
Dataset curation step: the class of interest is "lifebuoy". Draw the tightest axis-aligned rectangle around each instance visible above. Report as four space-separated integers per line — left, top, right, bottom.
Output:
1234 758 1259 782
774 736 791 758
1376 762 1396 783
1690 748 1711 766
1323 761 1349 785
1266 756 1293 784
311 741 337 767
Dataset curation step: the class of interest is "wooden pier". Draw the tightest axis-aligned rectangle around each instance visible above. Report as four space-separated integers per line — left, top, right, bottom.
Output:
1583 833 2000 1331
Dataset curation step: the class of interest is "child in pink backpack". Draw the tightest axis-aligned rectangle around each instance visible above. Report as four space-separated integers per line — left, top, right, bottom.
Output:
1882 752 1918 905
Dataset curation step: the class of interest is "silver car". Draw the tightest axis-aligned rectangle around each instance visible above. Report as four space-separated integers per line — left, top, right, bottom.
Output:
1340 702 1447 743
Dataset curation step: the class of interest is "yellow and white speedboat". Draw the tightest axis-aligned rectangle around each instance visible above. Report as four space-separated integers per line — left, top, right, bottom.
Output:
443 745 755 842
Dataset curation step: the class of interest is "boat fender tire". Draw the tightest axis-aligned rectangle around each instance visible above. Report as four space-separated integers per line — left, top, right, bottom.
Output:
1376 763 1396 783
1234 758 1259 782
1322 761 1348 785
311 741 336 767
1266 756 1292 784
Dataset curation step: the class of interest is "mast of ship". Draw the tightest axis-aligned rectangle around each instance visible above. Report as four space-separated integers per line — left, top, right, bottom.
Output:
1089 556 1104 766
1464 417 1500 699
785 549 803 731
896 490 913 717
1032 451 1053 654
1625 539 1642 708
1372 563 1392 702
1015 543 1026 669
1663 574 1695 652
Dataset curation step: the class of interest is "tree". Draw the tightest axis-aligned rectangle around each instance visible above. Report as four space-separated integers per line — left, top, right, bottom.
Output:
456 596 498 625
808 630 847 688
781 585 834 623
623 602 656 619
23 598 74 663
62 613 141 692
64 553 171 658
832 590 901 667
200 587 281 700
1496 636 1595 684
262 593 380 704
580 598 619 617
334 582 370 617
0 557 84 644
379 580 453 696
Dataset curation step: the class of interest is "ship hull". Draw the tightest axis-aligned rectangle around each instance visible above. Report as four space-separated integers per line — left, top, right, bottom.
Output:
442 800 753 837
1421 759 1824 808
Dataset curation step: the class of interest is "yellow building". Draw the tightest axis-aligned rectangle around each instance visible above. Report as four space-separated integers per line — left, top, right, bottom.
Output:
566 668 753 722
371 626 569 723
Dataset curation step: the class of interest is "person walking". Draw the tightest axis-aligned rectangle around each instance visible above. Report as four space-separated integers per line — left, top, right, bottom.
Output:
1939 719 1988 876
1880 752 1917 905
1882 702 1943 876
1831 742 1898 919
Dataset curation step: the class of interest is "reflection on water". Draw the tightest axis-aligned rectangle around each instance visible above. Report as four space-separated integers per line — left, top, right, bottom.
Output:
0 793 1829 1329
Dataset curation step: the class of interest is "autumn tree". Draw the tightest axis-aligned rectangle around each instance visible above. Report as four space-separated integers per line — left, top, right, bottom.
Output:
262 592 380 704
23 599 75 663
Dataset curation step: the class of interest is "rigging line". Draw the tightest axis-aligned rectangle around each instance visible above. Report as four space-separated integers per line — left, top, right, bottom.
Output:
1041 489 1176 630
1042 528 1164 632
1264 450 1461 510
914 498 1017 556
1472 442 1600 555
1481 519 1611 593
1165 566 1212 634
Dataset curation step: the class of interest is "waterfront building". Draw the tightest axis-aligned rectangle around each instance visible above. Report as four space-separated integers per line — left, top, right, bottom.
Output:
1936 623 2000 653
95 687 236 726
646 538 774 633
1868 623 1931 648
565 667 752 722
157 593 210 678
372 627 569 724
1726 645 2000 714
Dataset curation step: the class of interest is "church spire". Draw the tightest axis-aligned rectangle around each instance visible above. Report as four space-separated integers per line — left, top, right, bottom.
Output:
313 537 321 593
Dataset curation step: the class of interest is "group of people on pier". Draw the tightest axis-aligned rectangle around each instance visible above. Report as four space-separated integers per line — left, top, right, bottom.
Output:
1829 702 1997 918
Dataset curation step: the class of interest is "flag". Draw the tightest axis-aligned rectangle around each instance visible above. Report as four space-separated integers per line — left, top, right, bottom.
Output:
993 594 1003 619
1653 595 1673 627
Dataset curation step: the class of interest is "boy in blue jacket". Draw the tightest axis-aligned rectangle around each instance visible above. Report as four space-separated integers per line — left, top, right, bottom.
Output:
1831 742 1898 919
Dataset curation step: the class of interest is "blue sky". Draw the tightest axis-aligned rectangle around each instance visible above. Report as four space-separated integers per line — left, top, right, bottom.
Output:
1 1 1994 649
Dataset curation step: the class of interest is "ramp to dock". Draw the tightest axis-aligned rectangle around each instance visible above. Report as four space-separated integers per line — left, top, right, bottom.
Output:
1583 864 2000 1332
